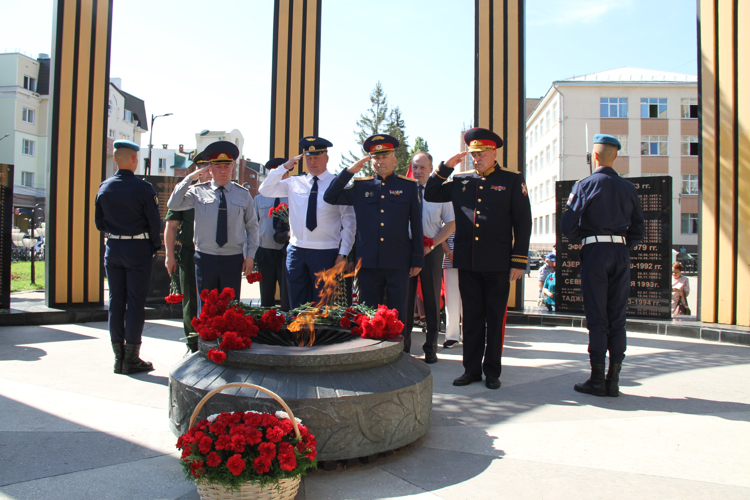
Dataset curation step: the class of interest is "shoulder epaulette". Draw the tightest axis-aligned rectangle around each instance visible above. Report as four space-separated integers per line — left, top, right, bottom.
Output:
232 181 249 191
398 175 418 183
194 181 211 187
454 170 475 176
500 166 521 174
354 176 374 181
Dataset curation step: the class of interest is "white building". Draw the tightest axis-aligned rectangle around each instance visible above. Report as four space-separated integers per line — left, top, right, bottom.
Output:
195 129 245 159
106 79 147 178
526 67 698 253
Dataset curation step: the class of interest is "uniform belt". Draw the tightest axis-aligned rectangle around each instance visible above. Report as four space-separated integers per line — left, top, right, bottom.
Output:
108 233 149 240
582 235 625 246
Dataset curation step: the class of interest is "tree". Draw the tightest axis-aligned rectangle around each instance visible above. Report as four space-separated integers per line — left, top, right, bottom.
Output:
340 82 410 177
409 137 429 156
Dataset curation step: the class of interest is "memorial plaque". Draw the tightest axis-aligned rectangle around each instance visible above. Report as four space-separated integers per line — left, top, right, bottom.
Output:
142 175 181 304
556 176 672 319
0 165 13 310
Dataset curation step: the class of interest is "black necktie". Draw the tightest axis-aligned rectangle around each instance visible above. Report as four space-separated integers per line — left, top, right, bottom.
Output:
216 186 228 247
418 185 424 207
306 176 318 232
272 197 280 230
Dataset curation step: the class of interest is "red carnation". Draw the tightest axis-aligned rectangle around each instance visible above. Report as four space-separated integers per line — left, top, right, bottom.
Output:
268 207 275 218
189 460 205 478
215 434 232 451
253 456 272 474
206 451 221 467
340 317 351 328
207 348 227 364
198 435 213 454
165 293 184 304
226 454 246 476
266 426 286 443
246 272 263 284
423 236 434 247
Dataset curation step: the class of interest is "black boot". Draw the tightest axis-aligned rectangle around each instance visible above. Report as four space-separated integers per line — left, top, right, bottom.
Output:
122 343 154 374
606 362 622 397
574 363 607 397
112 342 125 374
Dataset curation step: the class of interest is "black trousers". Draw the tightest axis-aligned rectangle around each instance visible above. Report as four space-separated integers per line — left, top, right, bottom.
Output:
104 239 153 344
194 252 244 311
458 269 510 379
256 246 289 311
579 243 630 364
358 267 409 337
404 247 444 354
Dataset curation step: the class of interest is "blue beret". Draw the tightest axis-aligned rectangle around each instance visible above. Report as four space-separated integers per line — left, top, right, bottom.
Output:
363 134 399 156
593 134 621 151
299 136 332 156
265 157 288 169
113 140 140 152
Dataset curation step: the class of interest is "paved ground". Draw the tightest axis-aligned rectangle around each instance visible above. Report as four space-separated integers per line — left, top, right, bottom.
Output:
1 310 748 499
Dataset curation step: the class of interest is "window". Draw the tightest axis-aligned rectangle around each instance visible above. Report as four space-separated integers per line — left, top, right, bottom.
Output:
552 175 558 187
682 174 698 195
552 103 558 121
641 98 668 118
535 156 539 173
681 213 698 234
526 135 530 150
109 129 116 139
23 76 36 92
124 109 132 122
535 125 539 141
681 135 699 156
545 215 550 234
22 139 35 156
600 97 628 118
641 135 668 156
614 135 629 155
546 111 551 131
552 139 558 158
533 218 537 235
545 180 550 199
551 214 556 234
108 98 113 115
21 172 34 187
540 119 544 135
158 158 167 172
22 107 35 124
681 98 698 119
545 145 551 164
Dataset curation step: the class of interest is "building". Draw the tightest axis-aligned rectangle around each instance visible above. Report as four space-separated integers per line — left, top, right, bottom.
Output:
525 67 698 254
106 79 147 178
0 52 50 215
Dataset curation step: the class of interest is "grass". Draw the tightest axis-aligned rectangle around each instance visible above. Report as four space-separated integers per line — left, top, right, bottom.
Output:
10 261 45 292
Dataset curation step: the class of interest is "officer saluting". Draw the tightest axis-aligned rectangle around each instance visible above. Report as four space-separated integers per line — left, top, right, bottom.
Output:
95 140 162 374
561 134 644 397
425 128 532 389
324 134 424 341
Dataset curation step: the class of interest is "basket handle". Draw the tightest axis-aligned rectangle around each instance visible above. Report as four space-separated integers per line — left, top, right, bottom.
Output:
188 382 301 439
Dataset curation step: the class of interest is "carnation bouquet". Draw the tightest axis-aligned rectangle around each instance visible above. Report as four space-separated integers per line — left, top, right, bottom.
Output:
177 383 317 499
268 202 289 224
165 273 184 304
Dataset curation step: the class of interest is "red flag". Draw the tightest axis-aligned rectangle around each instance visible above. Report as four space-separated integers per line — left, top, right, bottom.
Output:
406 161 414 179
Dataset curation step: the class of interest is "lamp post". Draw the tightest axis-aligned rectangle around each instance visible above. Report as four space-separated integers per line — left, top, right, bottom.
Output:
0 134 9 142
18 204 45 284
146 113 173 175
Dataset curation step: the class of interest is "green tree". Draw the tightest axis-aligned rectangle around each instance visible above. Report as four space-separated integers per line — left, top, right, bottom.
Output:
386 106 410 176
409 136 429 157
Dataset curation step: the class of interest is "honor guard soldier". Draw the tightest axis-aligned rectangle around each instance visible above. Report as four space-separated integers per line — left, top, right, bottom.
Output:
167 141 259 305
324 134 424 345
253 158 290 311
425 128 532 389
561 134 644 397
95 139 162 374
258 136 355 309
164 151 211 353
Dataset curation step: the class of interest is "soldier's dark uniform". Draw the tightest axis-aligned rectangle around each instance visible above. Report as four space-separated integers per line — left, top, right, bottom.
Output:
561 134 645 397
95 139 161 374
324 135 424 337
425 128 532 388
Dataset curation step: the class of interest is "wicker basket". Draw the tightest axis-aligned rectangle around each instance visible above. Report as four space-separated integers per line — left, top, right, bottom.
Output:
188 382 303 500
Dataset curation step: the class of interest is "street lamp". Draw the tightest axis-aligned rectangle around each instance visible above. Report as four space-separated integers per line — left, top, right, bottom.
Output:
18 204 45 284
146 112 173 175
0 134 10 142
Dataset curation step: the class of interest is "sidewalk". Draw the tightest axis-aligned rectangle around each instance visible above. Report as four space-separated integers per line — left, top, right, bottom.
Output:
1 317 748 499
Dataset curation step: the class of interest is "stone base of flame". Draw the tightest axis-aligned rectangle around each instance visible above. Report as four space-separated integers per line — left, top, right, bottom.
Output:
168 335 433 462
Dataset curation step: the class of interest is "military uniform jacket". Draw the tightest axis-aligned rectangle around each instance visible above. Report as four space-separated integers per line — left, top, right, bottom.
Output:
561 166 645 249
94 169 161 253
324 170 424 270
424 162 532 272
165 208 195 264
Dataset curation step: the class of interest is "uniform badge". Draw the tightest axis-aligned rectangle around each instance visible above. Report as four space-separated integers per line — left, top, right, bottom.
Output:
461 179 470 184
491 185 506 191
364 191 372 197
567 191 576 205
154 195 159 205
389 190 403 195
521 182 528 196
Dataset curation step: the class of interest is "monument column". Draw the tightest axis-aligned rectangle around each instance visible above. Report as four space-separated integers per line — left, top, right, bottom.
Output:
47 0 112 307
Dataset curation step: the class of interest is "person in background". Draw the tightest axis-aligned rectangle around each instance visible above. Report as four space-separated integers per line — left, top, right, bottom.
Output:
671 262 690 315
442 232 461 348
537 253 555 307
542 269 556 312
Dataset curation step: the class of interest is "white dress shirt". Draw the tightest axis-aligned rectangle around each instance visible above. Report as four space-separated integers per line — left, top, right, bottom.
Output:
259 167 355 254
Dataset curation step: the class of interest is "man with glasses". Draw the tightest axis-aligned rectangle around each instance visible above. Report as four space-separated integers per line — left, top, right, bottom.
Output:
425 128 532 389
259 136 355 309
167 141 259 304
324 134 424 345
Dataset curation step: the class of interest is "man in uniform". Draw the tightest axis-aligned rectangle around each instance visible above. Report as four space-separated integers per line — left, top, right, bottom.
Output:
167 141 259 303
258 137 355 309
403 151 455 362
561 134 644 397
253 158 290 311
95 140 161 374
324 134 424 342
164 151 211 353
425 128 532 389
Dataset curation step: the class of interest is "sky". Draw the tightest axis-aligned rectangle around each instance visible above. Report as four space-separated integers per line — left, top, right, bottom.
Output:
2 0 697 172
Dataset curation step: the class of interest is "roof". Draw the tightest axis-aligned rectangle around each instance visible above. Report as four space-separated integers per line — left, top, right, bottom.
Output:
557 67 697 84
111 84 148 131
172 154 186 169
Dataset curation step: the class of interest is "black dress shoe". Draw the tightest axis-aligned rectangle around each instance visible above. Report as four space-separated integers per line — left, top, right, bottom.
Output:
485 377 501 390
443 340 459 349
453 373 482 386
424 353 438 364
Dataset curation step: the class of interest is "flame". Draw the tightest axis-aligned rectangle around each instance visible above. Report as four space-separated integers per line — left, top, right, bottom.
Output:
287 259 362 346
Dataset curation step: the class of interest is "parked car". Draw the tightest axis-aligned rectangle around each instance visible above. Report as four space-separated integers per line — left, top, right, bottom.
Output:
528 251 545 270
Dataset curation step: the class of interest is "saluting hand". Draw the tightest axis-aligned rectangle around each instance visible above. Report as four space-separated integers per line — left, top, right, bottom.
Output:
188 165 210 181
444 152 467 169
283 155 303 171
347 156 370 175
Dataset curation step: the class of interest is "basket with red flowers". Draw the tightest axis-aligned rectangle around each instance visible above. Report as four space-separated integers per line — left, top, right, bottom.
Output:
177 382 317 500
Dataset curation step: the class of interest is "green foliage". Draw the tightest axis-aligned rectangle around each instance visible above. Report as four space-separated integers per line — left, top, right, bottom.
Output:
387 107 410 176
10 261 45 292
409 136 429 156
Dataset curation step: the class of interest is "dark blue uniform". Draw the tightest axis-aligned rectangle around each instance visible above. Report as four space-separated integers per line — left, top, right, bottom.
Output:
324 170 424 335
425 162 532 379
95 169 161 344
561 166 644 365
